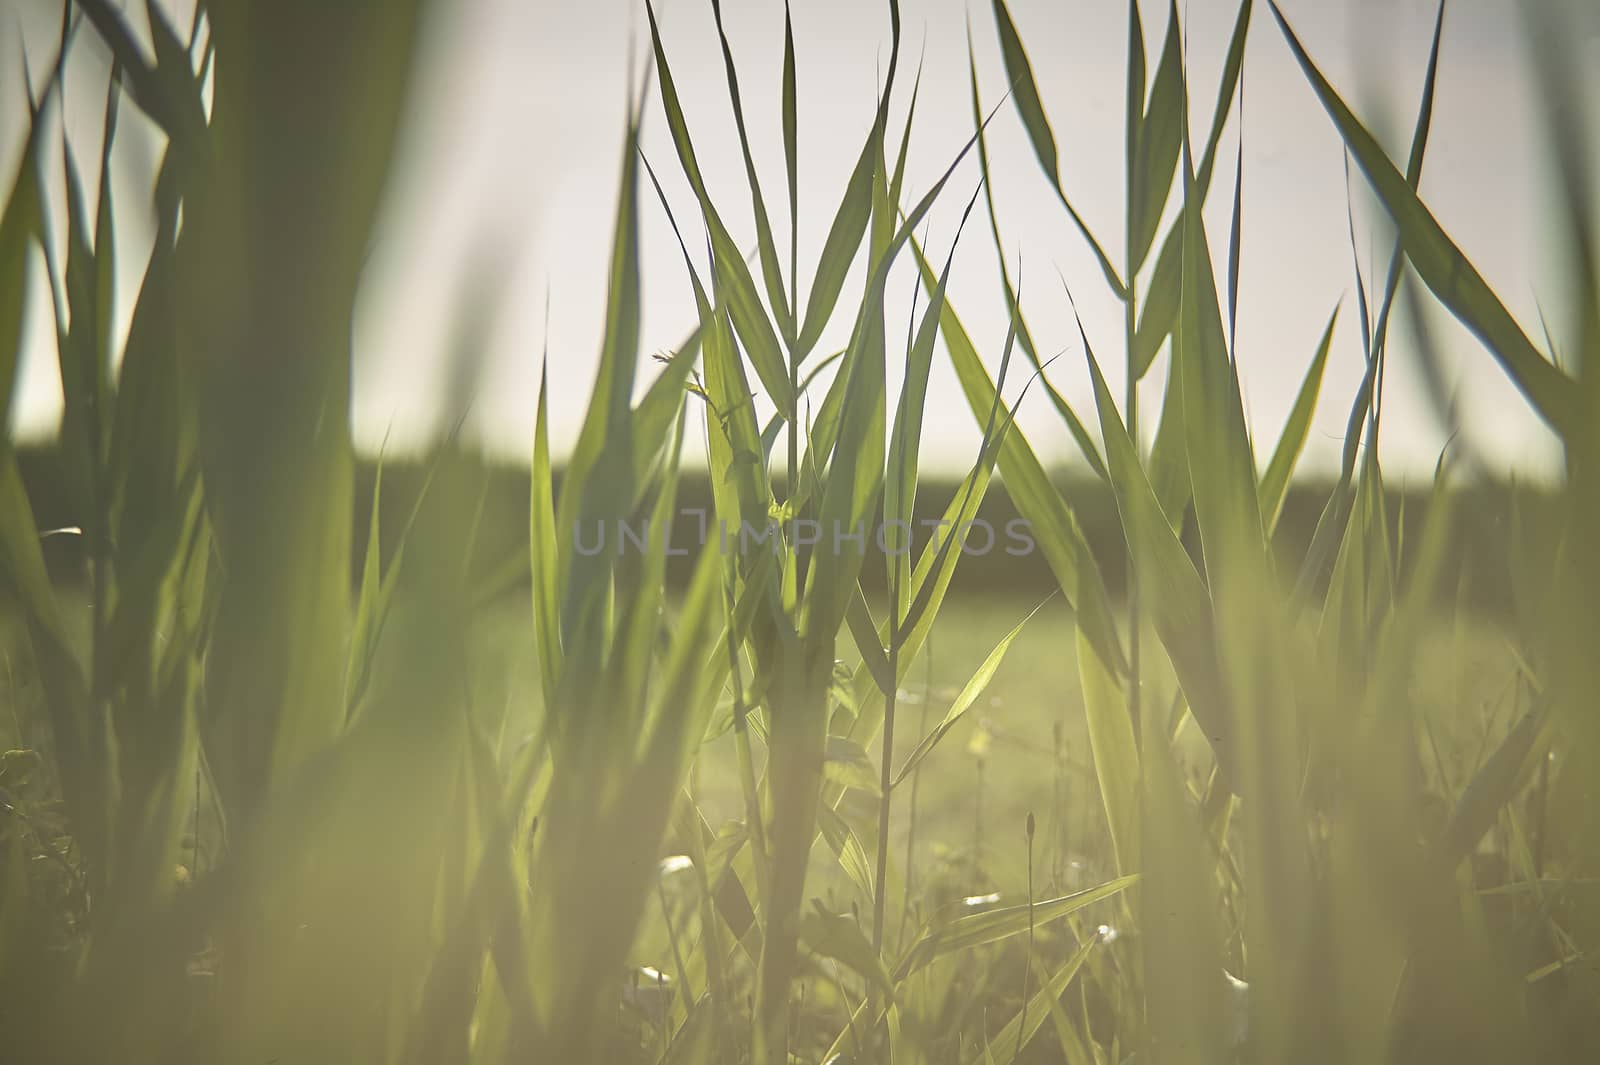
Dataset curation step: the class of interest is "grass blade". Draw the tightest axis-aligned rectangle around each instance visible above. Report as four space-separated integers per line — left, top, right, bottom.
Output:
895 875 1136 980
1269 1 1577 436
1129 4 1182 273
891 595 1052 788
710 0 793 340
989 0 1125 297
1259 305 1339 532
1076 299 1239 785
963 937 1097 1065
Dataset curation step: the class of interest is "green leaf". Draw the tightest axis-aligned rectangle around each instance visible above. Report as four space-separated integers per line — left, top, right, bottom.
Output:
1124 0 1147 215
895 875 1136 980
1269 0 1578 436
912 238 1126 678
633 326 701 491
1139 729 1229 1062
795 128 875 358
552 107 645 710
1197 0 1254 194
1175 123 1266 587
1131 0 1252 374
644 1 792 409
1131 223 1182 380
990 0 1059 187
783 2 799 316
0 43 65 425
966 43 1109 482
886 184 983 611
962 937 1097 1065
800 900 894 998
709 0 793 340
989 0 1125 297
1128 5 1182 273
1259 305 1338 532
891 596 1050 788
817 803 876 902
346 453 389 713
1078 307 1238 785
823 735 881 796
1077 623 1140 875
609 407 688 717
76 0 205 154
846 586 893 695
804 91 997 648
530 357 562 707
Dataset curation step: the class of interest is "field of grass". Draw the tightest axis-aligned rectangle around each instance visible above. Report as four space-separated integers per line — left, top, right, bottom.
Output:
3 1 1599 1063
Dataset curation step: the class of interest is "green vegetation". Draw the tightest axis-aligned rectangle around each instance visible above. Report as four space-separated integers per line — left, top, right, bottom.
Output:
2 1 1597 1063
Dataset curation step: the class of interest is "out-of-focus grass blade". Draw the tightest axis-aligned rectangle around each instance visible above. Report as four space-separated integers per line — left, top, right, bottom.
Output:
1270 1 1578 436
800 900 895 997
1078 306 1239 785
962 936 1096 1065
530 356 562 707
92 63 120 344
989 0 1125 297
346 451 389 713
847 586 893 695
1077 620 1139 873
817 803 876 902
1436 709 1550 871
75 0 204 154
611 409 689 715
1259 305 1339 532
1036 950 1098 1065
53 134 109 528
891 596 1051 788
895 875 1136 980
0 457 93 863
1 41 65 426
552 108 643 694
1139 728 1229 1062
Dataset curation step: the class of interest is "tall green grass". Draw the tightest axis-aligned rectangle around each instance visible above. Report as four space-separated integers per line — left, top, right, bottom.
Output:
1 0 1597 1062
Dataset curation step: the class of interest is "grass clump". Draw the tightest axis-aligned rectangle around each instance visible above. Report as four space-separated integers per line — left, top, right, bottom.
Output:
2 1 1598 1063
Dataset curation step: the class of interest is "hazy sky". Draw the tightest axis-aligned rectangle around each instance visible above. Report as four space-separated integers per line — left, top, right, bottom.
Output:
5 0 1595 481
